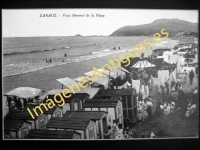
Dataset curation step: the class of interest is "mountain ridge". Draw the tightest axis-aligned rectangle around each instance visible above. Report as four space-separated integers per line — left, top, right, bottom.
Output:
110 19 198 37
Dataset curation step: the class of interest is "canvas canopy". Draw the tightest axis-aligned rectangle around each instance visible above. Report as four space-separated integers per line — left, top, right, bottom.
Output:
97 68 118 79
83 70 106 77
130 60 156 68
56 77 77 88
39 87 100 100
93 76 109 89
132 80 140 93
158 70 170 84
4 87 42 99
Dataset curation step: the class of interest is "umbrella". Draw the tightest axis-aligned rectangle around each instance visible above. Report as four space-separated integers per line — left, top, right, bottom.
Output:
130 60 156 68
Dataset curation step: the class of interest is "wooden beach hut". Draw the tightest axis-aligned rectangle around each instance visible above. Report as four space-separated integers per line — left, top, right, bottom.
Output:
4 109 48 130
26 129 81 139
4 120 32 139
46 117 97 139
39 88 100 114
26 104 63 121
63 111 108 139
100 89 137 126
83 99 123 128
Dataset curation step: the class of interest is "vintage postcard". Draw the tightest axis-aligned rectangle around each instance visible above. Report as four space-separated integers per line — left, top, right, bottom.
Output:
2 9 198 140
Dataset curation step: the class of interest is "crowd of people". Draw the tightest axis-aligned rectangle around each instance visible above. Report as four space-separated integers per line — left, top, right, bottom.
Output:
6 96 37 111
137 96 154 122
155 86 198 119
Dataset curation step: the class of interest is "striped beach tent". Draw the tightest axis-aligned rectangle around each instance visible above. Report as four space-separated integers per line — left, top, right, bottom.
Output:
130 60 156 68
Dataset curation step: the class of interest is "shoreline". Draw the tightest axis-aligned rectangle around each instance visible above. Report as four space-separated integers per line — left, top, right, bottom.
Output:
3 38 178 117
3 38 178 93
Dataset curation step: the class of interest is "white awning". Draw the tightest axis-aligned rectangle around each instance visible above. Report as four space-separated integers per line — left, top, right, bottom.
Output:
98 68 118 79
56 77 77 88
39 87 100 100
4 87 42 99
83 70 106 77
130 60 156 68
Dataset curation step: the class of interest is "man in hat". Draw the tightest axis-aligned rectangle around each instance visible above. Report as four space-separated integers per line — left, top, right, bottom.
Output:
189 70 194 85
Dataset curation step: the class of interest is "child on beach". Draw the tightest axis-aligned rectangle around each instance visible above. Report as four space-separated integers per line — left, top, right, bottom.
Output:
137 100 143 121
142 99 148 121
170 101 175 114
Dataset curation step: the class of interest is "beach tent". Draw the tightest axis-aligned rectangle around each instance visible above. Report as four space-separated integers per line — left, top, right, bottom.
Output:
39 87 100 100
4 87 42 99
131 80 140 93
92 76 109 89
158 70 170 84
130 60 156 68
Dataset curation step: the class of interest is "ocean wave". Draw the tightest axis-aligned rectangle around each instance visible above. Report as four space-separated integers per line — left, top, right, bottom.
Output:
3 48 126 77
3 43 100 56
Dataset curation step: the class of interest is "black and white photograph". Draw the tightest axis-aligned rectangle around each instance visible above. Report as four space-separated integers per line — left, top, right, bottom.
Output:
2 9 199 140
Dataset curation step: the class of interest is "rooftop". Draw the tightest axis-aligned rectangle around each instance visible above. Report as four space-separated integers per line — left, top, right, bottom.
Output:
46 117 93 130
26 129 80 139
4 109 36 120
100 88 134 96
63 111 107 120
39 87 99 100
83 99 119 107
4 120 26 131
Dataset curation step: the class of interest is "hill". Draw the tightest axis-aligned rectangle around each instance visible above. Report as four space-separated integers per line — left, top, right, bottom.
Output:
74 34 82 36
110 19 198 37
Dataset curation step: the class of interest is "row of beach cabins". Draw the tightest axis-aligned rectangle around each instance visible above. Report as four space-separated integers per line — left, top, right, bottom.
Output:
4 65 137 139
3 40 198 139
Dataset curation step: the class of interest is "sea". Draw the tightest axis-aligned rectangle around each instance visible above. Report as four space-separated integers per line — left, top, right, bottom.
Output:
3 36 174 77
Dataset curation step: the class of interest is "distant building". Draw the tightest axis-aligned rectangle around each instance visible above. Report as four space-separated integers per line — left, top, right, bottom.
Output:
26 129 81 139
152 49 171 58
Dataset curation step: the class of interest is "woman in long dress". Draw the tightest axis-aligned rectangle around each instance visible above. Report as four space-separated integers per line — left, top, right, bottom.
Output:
142 99 148 121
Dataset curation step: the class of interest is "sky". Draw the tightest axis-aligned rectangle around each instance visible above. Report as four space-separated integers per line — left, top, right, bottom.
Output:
2 9 198 37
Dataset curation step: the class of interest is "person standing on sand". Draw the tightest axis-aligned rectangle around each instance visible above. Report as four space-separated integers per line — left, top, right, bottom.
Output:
189 70 194 85
141 53 144 59
146 98 153 118
137 100 143 121
50 59 52 63
182 69 187 84
142 99 148 121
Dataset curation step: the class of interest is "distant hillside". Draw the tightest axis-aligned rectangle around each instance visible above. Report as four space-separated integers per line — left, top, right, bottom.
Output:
75 34 82 36
110 19 198 37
